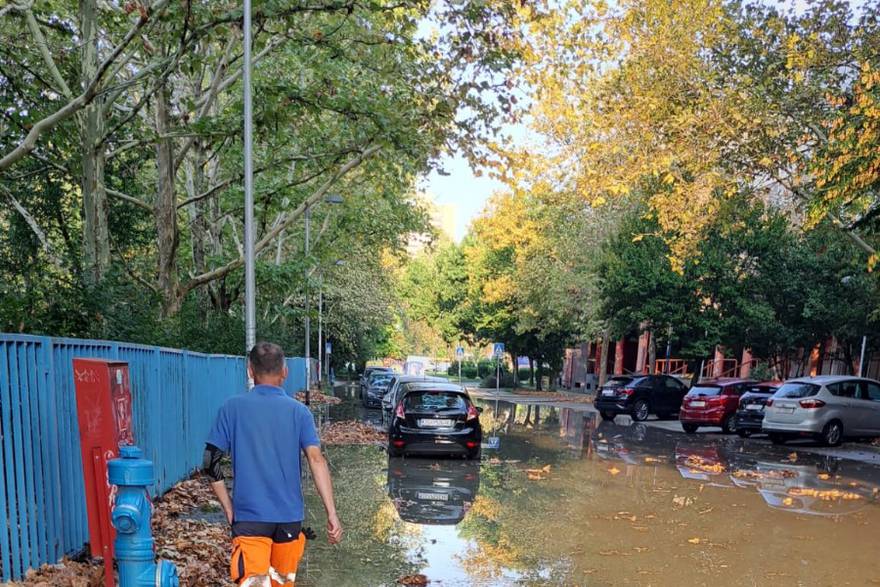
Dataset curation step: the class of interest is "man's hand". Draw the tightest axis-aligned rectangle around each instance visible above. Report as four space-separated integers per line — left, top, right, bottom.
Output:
305 445 342 544
210 480 234 526
223 505 233 525
327 512 343 544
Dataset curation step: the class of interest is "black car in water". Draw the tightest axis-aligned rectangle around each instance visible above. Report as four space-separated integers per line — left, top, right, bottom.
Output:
387 458 480 525
594 375 690 422
388 382 482 459
362 371 395 408
732 381 782 437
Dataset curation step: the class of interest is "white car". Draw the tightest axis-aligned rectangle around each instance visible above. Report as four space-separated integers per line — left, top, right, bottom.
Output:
762 375 880 446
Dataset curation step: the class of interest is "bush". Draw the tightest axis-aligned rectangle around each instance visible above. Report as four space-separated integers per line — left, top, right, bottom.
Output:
479 372 518 388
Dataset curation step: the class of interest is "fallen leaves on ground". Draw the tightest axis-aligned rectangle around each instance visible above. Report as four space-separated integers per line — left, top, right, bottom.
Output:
731 468 796 481
607 466 621 476
506 389 594 403
9 559 105 586
787 487 862 501
320 420 386 445
295 390 342 405
525 465 551 481
682 455 724 474
398 574 429 585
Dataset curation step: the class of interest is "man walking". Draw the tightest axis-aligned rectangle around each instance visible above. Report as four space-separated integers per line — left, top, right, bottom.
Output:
203 341 342 587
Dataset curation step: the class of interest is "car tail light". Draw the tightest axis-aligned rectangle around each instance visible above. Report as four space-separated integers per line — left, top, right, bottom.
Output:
619 387 635 396
465 441 479 449
467 405 479 421
395 403 405 419
392 440 405 448
765 399 774 407
799 399 826 409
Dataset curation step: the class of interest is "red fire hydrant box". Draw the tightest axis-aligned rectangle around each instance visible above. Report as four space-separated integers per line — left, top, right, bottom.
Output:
73 358 135 586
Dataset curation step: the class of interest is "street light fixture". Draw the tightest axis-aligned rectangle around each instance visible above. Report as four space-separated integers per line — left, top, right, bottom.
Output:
304 195 344 404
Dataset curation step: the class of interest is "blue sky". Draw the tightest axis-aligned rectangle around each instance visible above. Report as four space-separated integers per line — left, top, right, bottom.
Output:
419 154 505 242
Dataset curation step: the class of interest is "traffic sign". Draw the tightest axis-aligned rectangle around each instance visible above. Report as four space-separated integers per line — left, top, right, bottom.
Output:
456 346 464 358
325 341 332 355
493 342 505 358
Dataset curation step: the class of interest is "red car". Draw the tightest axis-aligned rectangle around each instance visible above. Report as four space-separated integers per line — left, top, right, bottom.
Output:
680 378 755 434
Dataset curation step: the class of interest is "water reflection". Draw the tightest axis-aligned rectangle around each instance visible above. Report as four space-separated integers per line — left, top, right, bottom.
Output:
387 458 480 525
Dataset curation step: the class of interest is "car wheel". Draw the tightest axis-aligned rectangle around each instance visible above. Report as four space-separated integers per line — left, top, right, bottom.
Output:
682 423 698 434
737 428 752 438
821 420 843 447
631 400 649 422
600 411 616 421
769 433 787 445
721 416 736 434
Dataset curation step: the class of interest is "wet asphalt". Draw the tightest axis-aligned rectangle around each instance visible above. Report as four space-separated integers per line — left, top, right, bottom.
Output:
295 387 880 587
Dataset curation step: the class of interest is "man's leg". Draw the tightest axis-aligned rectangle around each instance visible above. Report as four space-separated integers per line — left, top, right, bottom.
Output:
268 522 306 586
231 522 275 586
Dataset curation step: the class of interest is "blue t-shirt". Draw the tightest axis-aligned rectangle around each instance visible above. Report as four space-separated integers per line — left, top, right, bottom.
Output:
206 384 320 522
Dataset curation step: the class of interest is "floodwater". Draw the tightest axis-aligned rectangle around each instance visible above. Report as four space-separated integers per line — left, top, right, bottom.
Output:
297 399 880 586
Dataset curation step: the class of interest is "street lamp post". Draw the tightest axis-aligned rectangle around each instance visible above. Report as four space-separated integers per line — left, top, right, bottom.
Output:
304 195 344 405
243 0 255 361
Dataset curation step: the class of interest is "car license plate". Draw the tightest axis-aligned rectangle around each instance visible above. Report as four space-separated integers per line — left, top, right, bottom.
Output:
746 404 763 411
419 418 455 428
417 492 448 501
602 390 615 397
779 407 795 414
690 401 706 407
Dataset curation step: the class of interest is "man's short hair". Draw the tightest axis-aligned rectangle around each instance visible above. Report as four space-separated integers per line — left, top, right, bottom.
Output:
248 341 286 376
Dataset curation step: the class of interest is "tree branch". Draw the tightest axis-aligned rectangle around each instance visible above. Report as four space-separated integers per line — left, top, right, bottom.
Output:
107 187 152 211
24 9 73 99
179 144 380 297
1 186 67 270
0 0 170 173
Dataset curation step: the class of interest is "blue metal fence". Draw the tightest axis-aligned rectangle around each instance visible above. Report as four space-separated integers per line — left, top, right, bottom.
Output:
0 333 314 581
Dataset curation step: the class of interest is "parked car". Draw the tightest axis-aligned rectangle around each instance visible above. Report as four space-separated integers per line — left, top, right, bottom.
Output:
360 366 392 397
382 375 446 413
679 378 755 434
388 382 482 459
594 374 690 422
762 375 880 446
733 381 783 438
362 371 395 408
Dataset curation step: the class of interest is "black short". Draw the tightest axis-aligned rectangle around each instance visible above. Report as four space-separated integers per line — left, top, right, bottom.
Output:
231 521 303 544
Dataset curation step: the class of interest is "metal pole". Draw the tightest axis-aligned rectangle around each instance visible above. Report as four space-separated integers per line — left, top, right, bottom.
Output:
304 205 311 405
318 275 323 387
458 357 462 385
243 0 256 362
859 335 868 377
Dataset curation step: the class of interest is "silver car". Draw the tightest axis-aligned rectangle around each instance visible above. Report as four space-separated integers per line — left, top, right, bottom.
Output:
762 375 880 446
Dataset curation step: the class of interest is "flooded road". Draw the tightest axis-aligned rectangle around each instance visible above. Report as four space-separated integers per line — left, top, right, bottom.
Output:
298 399 880 586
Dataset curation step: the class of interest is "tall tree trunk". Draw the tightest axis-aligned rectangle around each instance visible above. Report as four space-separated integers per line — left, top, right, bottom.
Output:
186 141 210 318
155 83 180 316
648 331 656 374
536 359 544 391
598 329 610 387
528 357 535 386
80 0 109 285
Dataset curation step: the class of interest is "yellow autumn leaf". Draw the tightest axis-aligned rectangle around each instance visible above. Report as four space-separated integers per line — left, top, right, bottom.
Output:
607 466 621 476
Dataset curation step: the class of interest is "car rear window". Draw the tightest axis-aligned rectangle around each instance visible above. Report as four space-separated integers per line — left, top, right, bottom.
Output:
602 377 634 389
744 385 777 394
687 385 722 396
775 382 820 399
404 391 467 412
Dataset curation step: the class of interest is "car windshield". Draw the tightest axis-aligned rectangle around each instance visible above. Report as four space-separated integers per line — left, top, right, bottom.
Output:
774 382 820 399
404 391 467 412
602 377 633 389
370 375 392 386
687 385 722 396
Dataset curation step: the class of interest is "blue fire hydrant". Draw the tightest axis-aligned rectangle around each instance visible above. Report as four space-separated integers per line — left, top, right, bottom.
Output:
108 445 179 587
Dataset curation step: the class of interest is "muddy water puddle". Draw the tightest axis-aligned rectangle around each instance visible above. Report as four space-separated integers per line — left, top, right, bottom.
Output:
296 400 880 586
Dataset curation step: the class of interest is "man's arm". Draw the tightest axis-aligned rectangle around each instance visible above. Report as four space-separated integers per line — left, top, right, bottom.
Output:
304 445 342 544
203 443 233 524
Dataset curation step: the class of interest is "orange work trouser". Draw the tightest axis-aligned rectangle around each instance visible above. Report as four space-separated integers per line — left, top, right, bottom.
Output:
230 523 306 586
